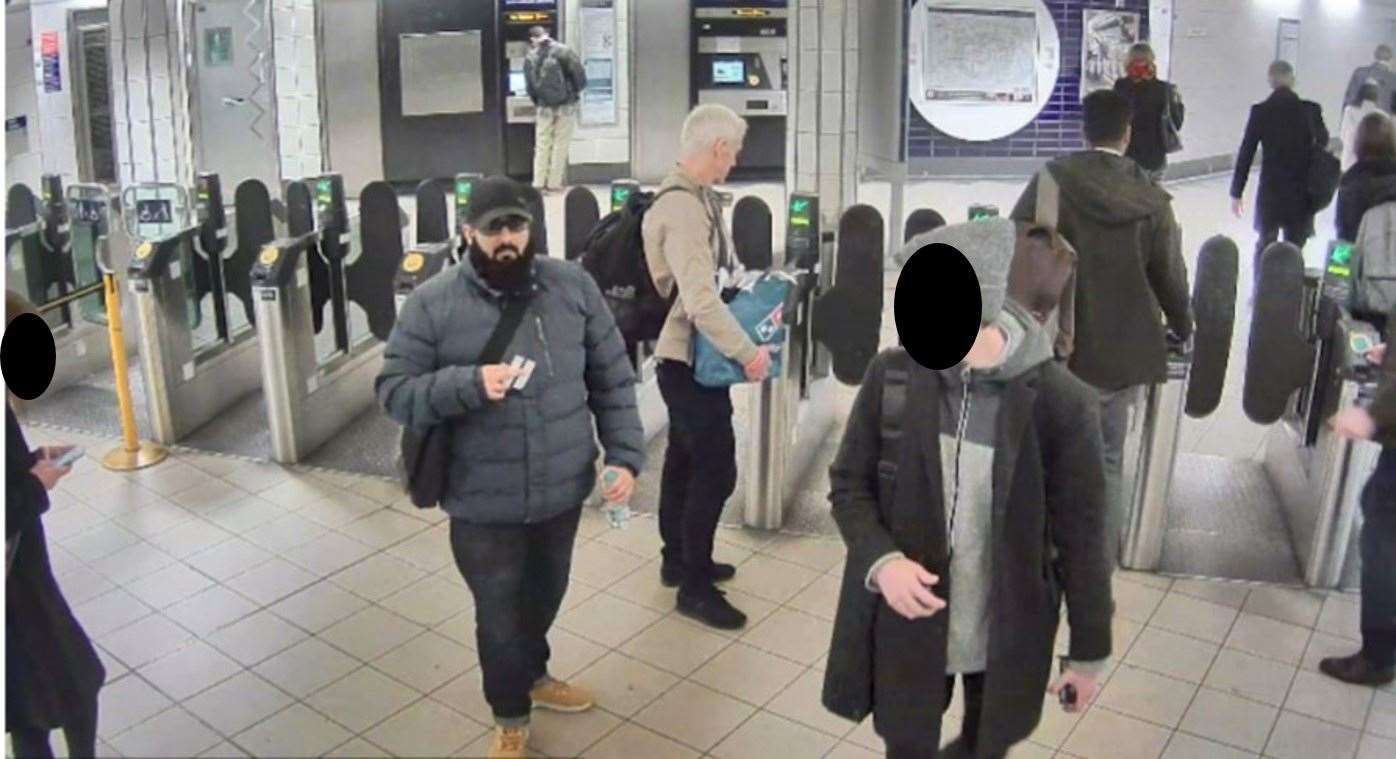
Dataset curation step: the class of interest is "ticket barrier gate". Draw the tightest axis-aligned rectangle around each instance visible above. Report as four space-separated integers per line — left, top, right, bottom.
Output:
742 196 885 529
4 176 126 394
125 175 265 444
252 174 393 464
1250 241 1382 588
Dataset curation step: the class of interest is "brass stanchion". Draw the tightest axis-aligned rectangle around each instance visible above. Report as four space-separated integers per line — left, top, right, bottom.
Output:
100 259 167 471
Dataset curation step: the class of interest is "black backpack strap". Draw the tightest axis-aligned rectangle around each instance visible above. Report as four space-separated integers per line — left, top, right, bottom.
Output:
480 296 531 364
878 350 912 476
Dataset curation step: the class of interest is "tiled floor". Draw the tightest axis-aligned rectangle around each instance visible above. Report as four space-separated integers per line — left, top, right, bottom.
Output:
11 424 1394 759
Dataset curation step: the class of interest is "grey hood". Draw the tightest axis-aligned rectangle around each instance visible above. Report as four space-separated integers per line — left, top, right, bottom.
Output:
975 300 1055 382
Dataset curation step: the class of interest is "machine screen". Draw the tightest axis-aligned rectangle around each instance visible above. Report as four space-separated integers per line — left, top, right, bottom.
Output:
509 71 527 97
712 59 746 85
1327 241 1354 279
788 196 812 227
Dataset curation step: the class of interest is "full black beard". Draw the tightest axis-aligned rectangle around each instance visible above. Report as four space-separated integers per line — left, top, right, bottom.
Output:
469 240 536 294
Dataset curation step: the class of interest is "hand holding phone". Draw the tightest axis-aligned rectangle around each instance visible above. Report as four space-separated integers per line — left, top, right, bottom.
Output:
50 447 84 468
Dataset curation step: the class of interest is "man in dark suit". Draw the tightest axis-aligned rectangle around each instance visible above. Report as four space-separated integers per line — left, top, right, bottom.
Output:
1230 60 1329 275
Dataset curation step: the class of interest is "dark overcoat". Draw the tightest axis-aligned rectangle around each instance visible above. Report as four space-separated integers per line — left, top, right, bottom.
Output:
1231 88 1330 236
822 350 1113 755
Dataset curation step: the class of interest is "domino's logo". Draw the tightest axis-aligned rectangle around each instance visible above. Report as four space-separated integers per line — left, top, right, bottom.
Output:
754 305 783 343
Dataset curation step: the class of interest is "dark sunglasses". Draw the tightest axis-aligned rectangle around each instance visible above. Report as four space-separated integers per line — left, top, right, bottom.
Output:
482 215 531 235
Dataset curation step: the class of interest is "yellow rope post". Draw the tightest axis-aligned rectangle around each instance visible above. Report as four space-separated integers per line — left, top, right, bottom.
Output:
101 256 167 471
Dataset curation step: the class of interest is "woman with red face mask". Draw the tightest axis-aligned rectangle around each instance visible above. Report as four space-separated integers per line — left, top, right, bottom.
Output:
1113 43 1185 183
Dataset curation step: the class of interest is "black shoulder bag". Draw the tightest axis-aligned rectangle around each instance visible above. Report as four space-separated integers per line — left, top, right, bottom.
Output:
400 295 531 509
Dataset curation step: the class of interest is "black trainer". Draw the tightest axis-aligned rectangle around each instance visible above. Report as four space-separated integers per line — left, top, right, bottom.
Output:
676 586 747 630
660 562 736 588
1320 652 1395 686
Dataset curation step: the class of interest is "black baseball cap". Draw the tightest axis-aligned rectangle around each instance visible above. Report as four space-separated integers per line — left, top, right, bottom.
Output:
466 176 534 230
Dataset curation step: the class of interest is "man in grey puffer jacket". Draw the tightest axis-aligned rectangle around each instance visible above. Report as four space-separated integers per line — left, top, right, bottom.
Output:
376 176 643 759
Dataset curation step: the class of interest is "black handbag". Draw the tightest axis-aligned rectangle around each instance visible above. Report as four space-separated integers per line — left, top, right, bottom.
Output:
1161 83 1184 155
400 295 531 508
1307 107 1342 214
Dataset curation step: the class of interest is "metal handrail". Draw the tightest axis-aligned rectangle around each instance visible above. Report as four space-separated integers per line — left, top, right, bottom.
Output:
34 281 105 316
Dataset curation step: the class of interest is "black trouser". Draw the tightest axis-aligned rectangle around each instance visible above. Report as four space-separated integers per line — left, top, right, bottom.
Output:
8 700 98 759
886 673 998 759
1255 221 1311 284
1360 448 1396 669
656 359 737 592
449 506 582 725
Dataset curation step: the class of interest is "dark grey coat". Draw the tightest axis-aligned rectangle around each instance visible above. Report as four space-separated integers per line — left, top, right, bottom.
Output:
822 349 1113 754
376 257 645 524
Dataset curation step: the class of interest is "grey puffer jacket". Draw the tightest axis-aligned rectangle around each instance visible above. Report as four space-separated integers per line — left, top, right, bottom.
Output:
376 256 645 525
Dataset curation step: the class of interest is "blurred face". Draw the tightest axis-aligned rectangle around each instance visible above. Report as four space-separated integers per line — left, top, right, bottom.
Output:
472 215 532 260
712 137 744 183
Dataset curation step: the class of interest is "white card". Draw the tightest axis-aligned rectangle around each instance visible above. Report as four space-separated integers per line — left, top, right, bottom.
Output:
513 359 537 391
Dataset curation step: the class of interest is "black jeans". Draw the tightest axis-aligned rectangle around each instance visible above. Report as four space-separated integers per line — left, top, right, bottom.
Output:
1255 221 1311 282
8 699 98 758
656 359 737 592
886 673 997 759
449 506 582 725
1361 448 1396 669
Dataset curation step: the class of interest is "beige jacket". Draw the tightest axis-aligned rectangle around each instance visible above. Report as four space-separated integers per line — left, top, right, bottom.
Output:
641 168 758 366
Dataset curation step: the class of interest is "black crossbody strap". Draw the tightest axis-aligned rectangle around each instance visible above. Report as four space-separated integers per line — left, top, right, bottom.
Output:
481 296 530 364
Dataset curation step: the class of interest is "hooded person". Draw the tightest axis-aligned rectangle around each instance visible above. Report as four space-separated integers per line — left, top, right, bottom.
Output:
823 218 1114 759
1011 89 1193 567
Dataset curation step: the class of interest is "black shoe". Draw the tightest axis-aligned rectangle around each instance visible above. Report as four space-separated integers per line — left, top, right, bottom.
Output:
1320 652 1395 686
660 562 736 588
676 586 747 630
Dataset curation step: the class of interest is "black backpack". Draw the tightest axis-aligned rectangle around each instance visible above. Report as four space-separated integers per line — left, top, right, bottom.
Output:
579 186 697 345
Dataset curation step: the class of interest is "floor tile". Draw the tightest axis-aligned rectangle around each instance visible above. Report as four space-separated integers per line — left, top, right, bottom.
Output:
1283 670 1374 730
320 605 426 662
787 572 841 621
633 680 757 752
691 641 807 706
74 587 153 638
1177 687 1278 753
1202 647 1297 706
323 738 391 757
1301 630 1364 672
433 608 478 650
582 722 701 759
1112 576 1168 624
573 651 679 717
825 741 884 759
1124 627 1220 683
843 717 883 752
271 628 374 694
139 640 243 701
1062 707 1171 759
224 558 318 606
1316 595 1362 642
1357 733 1396 759
1151 592 1239 644
1263 709 1361 759
305 666 420 733
96 674 174 738
1028 691 1083 749
569 540 650 587
1242 586 1325 628
430 669 493 726
760 534 847 573
218 460 296 494
184 671 295 736
1224 612 1312 665
52 560 114 608
544 626 611 680
206 611 308 667
1097 665 1199 728
145 519 235 560
605 562 679 612
372 630 472 693
711 710 840 759
203 495 286 535
295 492 384 530
592 516 666 558
233 703 353 758
268 581 370 634
361 698 484 758
556 592 663 648
335 508 428 549
124 561 215 610
87 540 176 585
620 616 732 676
383 525 456 572
725 554 822 604
107 706 221 758
329 552 427 601
111 499 195 540
183 538 273 582
527 704 623 758
765 668 859 738
100 614 194 669
741 607 835 665
240 512 328 554
1368 689 1396 740
258 476 343 510
132 460 221 498
168 478 249 513
198 740 250 757
164 585 259 638
1159 731 1258 759
377 574 471 627
281 531 377 577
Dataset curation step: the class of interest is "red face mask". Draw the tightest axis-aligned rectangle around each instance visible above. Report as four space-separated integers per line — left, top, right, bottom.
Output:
1128 61 1153 79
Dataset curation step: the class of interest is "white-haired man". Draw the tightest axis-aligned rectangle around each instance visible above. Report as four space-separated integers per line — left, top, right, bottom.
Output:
642 104 772 630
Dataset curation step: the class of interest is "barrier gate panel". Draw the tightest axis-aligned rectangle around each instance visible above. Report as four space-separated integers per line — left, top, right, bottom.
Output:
903 208 946 243
732 195 773 270
228 180 273 328
1245 242 1315 425
416 178 451 245
564 186 599 262
351 181 405 344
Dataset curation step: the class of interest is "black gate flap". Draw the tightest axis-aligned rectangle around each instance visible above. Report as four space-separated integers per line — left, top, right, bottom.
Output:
1186 235 1239 418
286 181 331 335
350 181 405 343
903 208 946 243
732 196 773 270
227 179 274 328
416 178 450 245
814 204 885 385
564 187 599 261
1243 242 1316 424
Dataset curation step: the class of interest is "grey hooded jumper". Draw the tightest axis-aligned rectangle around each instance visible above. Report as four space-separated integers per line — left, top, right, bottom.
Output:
376 257 645 525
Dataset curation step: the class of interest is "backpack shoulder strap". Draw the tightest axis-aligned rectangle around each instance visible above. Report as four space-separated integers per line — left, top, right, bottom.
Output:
878 350 913 475
1036 167 1060 230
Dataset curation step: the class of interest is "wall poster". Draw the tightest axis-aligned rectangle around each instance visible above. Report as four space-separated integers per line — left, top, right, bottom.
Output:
579 0 617 126
922 7 1039 103
1081 9 1140 97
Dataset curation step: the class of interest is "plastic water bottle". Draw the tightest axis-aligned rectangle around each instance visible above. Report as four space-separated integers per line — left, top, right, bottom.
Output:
600 468 631 529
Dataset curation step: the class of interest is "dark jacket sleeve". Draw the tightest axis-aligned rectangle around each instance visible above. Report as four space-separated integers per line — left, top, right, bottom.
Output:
1170 83 1185 130
1336 173 1362 242
1309 102 1331 148
523 54 539 104
1344 68 1365 111
375 289 488 431
1373 314 1396 447
1040 369 1112 661
7 407 49 540
1147 202 1194 340
578 269 645 475
828 352 901 585
1232 105 1262 199
562 47 588 95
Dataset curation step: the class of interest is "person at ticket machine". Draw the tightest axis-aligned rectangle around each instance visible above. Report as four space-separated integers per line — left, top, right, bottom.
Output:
375 176 644 759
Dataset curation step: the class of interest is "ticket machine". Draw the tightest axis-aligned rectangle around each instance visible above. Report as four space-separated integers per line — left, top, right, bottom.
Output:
691 0 788 178
501 1 560 179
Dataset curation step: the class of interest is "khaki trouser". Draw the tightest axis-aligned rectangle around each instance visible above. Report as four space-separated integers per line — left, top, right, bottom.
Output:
533 103 578 190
